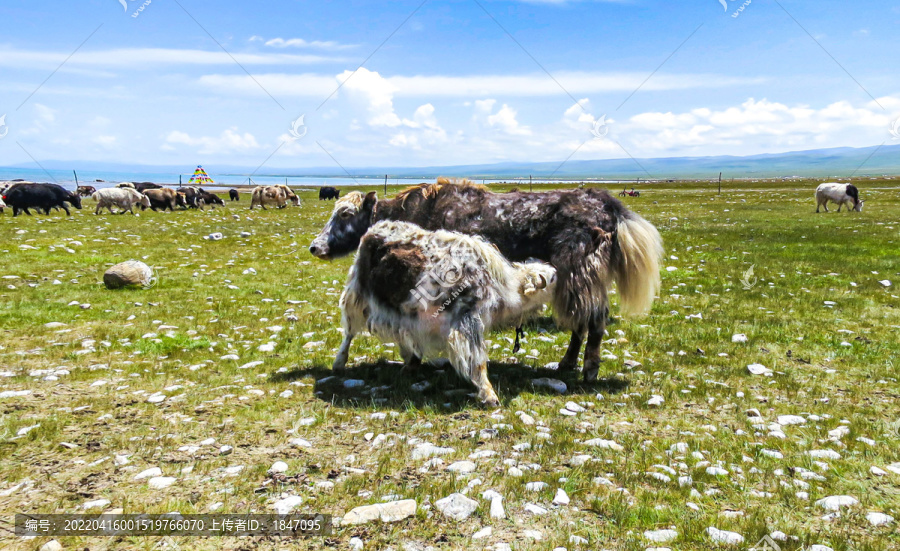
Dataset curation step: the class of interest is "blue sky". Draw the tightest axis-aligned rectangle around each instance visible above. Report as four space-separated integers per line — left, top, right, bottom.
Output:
1 0 898 171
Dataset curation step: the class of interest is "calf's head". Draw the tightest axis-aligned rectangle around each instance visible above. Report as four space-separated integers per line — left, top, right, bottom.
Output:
309 191 377 259
517 260 558 311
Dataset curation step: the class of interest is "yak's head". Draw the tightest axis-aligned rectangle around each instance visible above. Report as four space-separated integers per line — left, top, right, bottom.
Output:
517 260 557 311
854 200 865 212
309 191 377 259
140 193 151 209
68 192 83 210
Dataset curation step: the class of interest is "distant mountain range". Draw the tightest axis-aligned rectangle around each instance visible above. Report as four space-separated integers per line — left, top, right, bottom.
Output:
5 143 900 180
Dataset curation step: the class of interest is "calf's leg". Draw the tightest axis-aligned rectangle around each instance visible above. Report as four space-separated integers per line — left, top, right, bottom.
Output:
447 316 499 407
333 333 353 370
399 346 423 374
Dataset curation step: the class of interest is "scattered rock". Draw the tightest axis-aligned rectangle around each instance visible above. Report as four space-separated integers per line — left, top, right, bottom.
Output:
866 512 894 526
531 378 567 394
435 493 478 521
341 499 417 525
148 476 176 489
82 499 111 510
447 461 477 474
644 529 678 543
411 443 454 460
777 415 806 426
815 495 858 511
583 438 623 451
552 488 570 506
104 260 154 289
272 496 303 514
706 527 743 544
135 468 162 480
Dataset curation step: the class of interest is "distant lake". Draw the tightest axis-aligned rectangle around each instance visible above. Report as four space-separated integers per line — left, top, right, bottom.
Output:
0 168 622 191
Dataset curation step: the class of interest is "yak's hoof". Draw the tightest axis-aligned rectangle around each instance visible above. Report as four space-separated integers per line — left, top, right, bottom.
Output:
481 397 500 408
400 358 423 374
557 359 579 372
583 362 600 382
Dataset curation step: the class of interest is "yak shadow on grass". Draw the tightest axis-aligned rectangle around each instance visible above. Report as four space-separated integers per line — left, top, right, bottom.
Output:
270 359 629 412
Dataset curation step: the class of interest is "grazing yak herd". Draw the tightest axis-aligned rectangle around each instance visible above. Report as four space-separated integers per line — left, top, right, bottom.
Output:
0 181 317 216
0 176 871 404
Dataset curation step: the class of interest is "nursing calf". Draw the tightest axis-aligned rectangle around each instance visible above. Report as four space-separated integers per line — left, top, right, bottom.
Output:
335 221 557 407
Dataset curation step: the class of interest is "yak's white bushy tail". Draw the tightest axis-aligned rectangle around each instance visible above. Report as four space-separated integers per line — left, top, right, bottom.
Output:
614 213 664 316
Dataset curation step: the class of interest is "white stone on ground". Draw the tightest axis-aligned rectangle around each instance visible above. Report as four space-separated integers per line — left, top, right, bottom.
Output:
411 443 454 460
553 488 570 505
706 527 743 544
777 415 805 425
273 496 303 514
482 490 506 519
435 493 478 521
583 438 623 451
269 461 288 473
341 500 416 525
815 495 858 511
644 529 678 543
134 467 162 480
747 364 772 376
807 449 841 460
148 476 176 489
866 512 894 526
531 378 567 393
349 537 363 551
446 461 477 474
82 499 111 510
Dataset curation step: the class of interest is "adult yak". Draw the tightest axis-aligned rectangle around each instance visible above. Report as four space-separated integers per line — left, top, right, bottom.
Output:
3 183 82 216
319 186 340 200
309 180 663 382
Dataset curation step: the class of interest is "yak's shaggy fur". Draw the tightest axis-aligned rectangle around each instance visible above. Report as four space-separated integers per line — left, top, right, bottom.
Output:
92 187 150 215
816 182 864 212
310 181 663 381
335 221 557 406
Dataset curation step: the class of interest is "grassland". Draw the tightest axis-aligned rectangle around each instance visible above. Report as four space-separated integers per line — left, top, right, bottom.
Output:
0 179 898 551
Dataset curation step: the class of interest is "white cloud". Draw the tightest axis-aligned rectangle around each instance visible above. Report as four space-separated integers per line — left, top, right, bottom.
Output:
487 104 531 136
264 38 355 50
0 48 343 70
93 135 117 146
617 97 900 156
164 128 262 155
339 68 403 127
35 103 56 123
195 71 766 98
